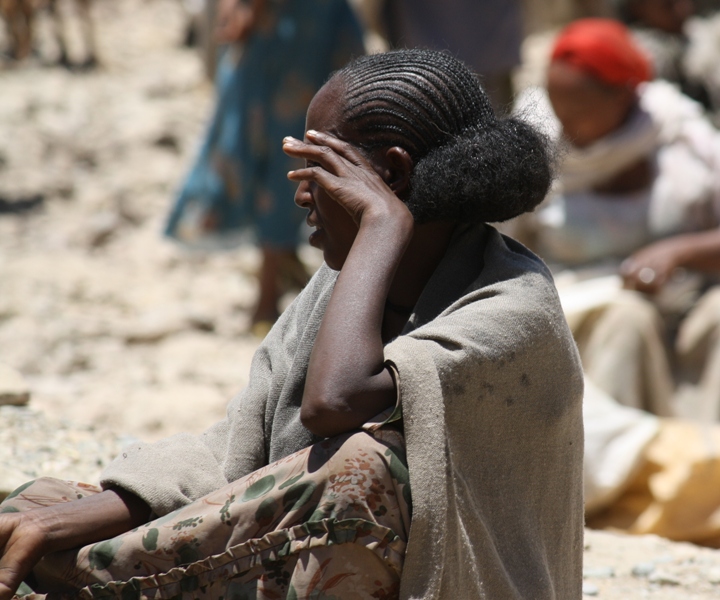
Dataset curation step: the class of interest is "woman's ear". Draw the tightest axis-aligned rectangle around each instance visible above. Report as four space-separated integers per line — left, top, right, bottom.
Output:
383 146 413 198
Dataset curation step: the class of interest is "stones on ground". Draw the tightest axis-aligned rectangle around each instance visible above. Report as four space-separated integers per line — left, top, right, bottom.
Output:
582 582 600 596
584 529 720 598
0 405 129 500
706 567 720 584
0 363 30 406
120 306 215 344
83 211 123 248
631 562 656 577
0 464 32 499
648 570 682 586
583 566 615 579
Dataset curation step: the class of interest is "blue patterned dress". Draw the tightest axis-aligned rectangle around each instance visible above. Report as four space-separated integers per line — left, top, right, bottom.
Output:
166 0 364 249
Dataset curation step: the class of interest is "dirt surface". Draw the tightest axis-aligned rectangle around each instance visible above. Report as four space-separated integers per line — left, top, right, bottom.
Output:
1 0 277 443
2 2 720 597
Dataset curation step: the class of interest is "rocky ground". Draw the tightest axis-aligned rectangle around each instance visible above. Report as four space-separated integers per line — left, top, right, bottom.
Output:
1 1 720 597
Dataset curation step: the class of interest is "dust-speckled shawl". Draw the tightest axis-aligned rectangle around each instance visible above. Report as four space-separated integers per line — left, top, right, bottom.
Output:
101 223 584 599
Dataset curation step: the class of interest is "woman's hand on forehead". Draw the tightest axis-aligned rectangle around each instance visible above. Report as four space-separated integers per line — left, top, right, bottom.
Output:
283 130 411 227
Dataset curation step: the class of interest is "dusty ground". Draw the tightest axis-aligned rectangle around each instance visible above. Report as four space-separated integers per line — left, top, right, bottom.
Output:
0 0 278 444
2 1 720 597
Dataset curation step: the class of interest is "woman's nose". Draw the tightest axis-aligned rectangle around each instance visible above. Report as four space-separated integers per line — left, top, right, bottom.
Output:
294 180 313 208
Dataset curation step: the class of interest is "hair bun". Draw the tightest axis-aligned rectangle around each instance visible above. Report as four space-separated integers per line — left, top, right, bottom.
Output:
406 117 554 224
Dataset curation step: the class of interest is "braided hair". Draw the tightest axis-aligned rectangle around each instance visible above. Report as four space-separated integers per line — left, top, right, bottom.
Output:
333 49 553 223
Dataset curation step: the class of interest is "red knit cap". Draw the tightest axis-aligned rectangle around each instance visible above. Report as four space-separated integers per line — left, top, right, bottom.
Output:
551 18 653 88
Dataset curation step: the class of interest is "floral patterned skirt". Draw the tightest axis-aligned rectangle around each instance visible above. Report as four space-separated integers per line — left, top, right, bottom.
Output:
3 427 411 600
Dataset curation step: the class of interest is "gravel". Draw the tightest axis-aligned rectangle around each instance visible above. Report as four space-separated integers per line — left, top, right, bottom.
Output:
0 405 132 499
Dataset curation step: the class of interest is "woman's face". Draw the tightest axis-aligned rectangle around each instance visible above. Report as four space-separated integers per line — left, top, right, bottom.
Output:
293 78 369 270
547 61 637 148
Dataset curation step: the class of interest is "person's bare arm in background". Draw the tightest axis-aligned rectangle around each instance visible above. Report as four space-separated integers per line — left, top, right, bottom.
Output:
621 228 720 294
215 0 266 44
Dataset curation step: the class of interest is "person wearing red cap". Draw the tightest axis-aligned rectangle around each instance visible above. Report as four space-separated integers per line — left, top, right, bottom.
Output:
547 18 653 148
508 17 720 545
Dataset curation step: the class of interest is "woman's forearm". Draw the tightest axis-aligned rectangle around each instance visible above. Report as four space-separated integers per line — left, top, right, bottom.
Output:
302 213 413 437
0 488 150 599
35 488 150 554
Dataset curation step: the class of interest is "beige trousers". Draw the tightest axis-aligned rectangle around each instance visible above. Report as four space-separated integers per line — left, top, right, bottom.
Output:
571 286 720 421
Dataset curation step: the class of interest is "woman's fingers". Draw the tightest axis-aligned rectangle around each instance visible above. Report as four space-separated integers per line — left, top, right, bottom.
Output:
283 130 407 226
0 516 45 600
286 164 342 191
282 136 351 177
282 131 376 174
305 130 372 167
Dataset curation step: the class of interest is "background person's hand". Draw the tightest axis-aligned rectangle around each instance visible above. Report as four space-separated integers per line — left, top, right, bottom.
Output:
215 0 255 44
620 237 687 294
0 512 48 600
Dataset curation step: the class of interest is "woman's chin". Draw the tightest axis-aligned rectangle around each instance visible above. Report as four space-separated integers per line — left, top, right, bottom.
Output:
321 247 350 271
323 254 345 271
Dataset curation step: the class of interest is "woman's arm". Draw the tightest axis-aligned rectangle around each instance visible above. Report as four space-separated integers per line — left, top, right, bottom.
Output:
284 131 414 438
621 228 720 294
0 488 149 600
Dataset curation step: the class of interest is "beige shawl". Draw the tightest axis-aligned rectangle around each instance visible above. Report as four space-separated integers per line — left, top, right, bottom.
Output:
102 223 584 599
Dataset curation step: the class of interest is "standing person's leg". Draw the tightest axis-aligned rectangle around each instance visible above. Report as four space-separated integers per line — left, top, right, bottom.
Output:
249 70 312 332
253 244 310 332
202 0 219 79
75 0 97 68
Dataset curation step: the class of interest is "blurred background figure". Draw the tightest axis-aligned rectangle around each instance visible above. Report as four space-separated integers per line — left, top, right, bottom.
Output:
523 0 614 34
0 0 97 68
165 0 364 335
382 0 523 113
515 18 720 421
510 17 720 547
613 0 718 112
0 0 34 60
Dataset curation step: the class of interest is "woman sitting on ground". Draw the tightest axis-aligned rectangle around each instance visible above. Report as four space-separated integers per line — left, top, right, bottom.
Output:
0 49 584 600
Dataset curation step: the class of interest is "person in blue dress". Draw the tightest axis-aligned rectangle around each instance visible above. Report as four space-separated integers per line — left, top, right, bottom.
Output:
166 0 364 332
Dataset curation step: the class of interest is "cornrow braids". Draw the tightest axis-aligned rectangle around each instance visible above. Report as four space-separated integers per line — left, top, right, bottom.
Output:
337 49 495 160
331 49 554 224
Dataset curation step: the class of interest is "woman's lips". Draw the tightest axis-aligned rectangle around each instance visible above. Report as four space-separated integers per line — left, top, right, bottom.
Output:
308 227 324 248
306 212 323 247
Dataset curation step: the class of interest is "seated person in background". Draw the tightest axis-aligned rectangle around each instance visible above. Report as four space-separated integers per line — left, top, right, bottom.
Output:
510 18 720 546
0 49 584 600
614 0 717 110
513 18 720 420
